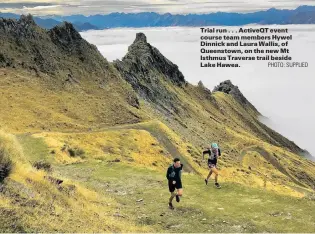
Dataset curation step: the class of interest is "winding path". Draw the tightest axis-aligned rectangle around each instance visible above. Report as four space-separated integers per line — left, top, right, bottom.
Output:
240 146 307 189
27 122 200 175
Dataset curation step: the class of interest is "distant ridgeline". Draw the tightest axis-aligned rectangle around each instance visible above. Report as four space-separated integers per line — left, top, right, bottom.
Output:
1 16 315 233
0 5 315 30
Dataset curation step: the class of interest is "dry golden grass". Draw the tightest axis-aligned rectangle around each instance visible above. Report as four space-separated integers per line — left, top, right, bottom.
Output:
0 130 152 232
26 119 309 198
0 68 145 134
1 61 315 232
33 127 172 170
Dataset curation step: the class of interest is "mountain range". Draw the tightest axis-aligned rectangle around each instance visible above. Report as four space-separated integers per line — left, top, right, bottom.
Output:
1 5 315 31
0 15 315 232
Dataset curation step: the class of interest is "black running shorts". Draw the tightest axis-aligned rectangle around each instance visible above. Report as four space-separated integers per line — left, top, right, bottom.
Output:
168 180 182 192
208 158 217 168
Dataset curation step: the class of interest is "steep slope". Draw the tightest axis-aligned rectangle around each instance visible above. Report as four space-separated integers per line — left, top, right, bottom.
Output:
114 33 315 190
2 125 315 232
1 16 315 232
1 15 314 190
212 80 305 153
1 14 108 77
114 33 303 154
0 15 142 132
114 33 186 115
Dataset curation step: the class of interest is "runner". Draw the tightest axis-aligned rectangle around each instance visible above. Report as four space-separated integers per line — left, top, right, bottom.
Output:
202 143 221 188
166 158 184 209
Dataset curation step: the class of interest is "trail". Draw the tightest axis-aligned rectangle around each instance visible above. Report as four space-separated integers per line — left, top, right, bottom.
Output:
26 122 200 175
240 146 309 192
23 123 312 194
97 123 199 175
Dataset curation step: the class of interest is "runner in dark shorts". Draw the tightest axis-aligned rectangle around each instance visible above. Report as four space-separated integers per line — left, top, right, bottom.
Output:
166 158 183 209
202 143 221 188
168 179 183 193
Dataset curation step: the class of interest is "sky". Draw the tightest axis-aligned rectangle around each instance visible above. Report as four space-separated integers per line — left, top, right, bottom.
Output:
1 0 315 16
81 25 315 159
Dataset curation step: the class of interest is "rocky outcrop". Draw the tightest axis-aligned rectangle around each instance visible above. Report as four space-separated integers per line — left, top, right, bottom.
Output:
197 81 213 100
114 32 187 114
213 80 259 114
0 15 109 77
213 80 306 154
0 14 37 38
0 14 140 110
115 33 186 86
48 22 82 48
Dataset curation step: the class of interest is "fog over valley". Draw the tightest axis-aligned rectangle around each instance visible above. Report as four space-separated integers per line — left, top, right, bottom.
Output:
81 25 315 158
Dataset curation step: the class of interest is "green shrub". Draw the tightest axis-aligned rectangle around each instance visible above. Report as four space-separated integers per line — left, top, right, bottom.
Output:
32 160 51 171
61 144 85 158
68 147 85 158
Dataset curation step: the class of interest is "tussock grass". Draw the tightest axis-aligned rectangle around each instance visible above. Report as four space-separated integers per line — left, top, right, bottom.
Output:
1 63 315 232
0 130 26 182
0 132 151 232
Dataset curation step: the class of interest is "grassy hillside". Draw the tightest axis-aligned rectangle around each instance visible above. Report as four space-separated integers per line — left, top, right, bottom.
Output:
1 114 315 232
1 127 315 232
0 68 145 132
138 83 315 191
0 15 143 132
1 16 315 232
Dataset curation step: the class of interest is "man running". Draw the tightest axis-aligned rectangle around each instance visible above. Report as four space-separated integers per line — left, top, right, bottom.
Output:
166 158 183 210
202 143 221 188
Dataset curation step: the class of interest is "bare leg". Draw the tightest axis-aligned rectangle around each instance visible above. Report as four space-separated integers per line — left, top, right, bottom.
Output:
175 188 183 203
206 170 213 180
169 192 176 203
211 167 219 183
177 188 183 197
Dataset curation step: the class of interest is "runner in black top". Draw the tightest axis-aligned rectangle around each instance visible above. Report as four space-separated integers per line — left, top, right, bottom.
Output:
166 158 183 209
202 143 221 188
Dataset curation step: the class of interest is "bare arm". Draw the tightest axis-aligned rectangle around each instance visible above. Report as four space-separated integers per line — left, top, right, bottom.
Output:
202 150 210 160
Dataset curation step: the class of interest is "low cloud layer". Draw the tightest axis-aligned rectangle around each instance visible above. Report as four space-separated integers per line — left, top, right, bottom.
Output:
81 25 315 159
1 0 315 16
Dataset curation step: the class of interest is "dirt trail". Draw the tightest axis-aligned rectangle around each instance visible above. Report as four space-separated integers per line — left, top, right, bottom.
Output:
27 122 200 175
99 124 199 175
240 146 307 189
